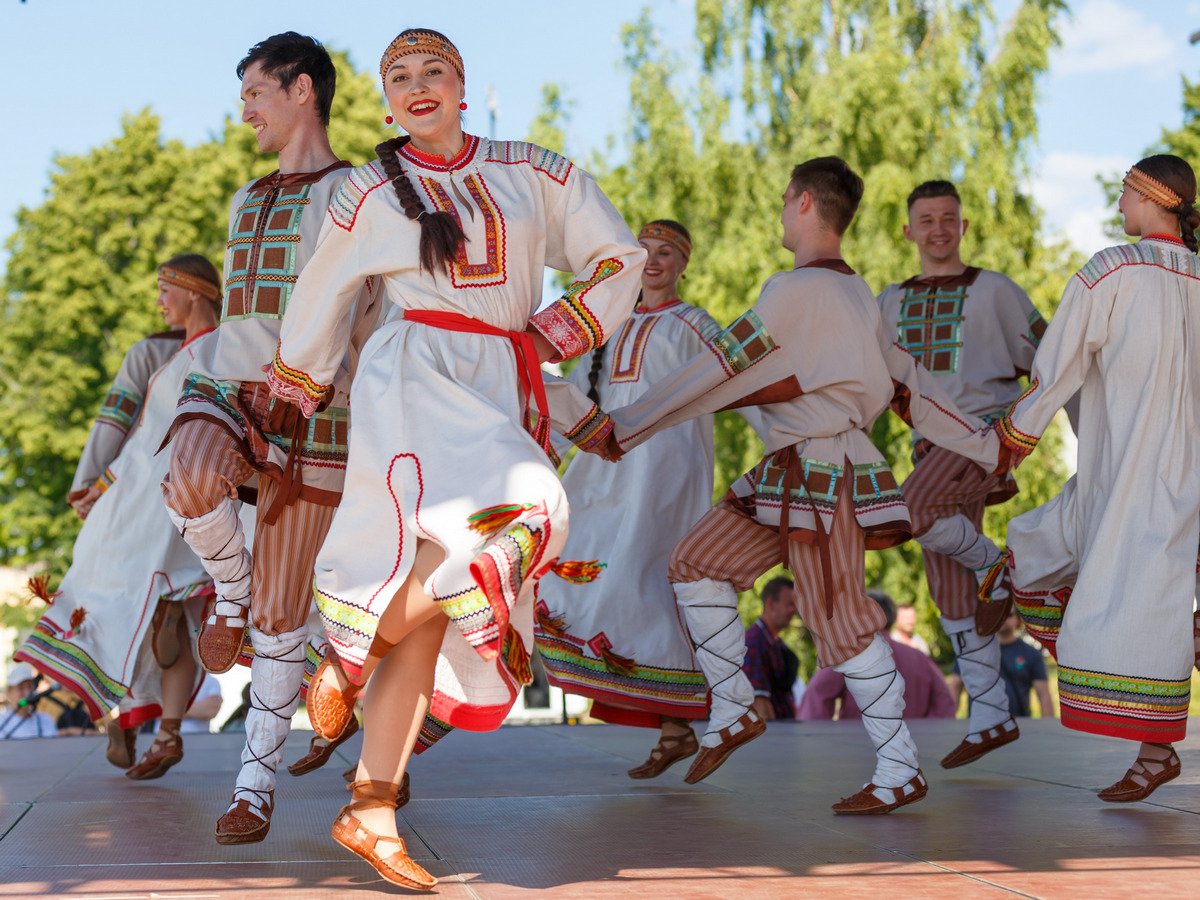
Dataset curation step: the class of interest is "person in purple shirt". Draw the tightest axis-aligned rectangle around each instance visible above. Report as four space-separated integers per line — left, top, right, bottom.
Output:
743 577 801 720
798 591 957 720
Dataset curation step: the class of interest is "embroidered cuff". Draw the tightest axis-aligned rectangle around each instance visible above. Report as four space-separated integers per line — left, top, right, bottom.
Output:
95 468 116 493
564 405 614 454
712 310 776 376
529 258 624 361
997 414 1038 459
266 346 331 419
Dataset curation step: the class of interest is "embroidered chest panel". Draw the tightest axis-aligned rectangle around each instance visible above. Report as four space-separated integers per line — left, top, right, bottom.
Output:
223 185 312 321
897 285 966 374
608 315 662 383
421 174 507 288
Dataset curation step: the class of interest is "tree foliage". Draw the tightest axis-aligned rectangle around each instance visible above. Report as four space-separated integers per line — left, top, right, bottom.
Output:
0 53 384 574
589 1 1075 672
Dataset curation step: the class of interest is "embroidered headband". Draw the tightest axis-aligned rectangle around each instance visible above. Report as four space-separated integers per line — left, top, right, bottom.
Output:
158 266 220 301
380 30 464 84
638 222 692 260
1123 166 1184 212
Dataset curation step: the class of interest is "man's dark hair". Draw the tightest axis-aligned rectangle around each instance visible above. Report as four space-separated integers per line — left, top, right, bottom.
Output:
762 576 795 605
789 157 864 235
237 32 336 127
867 589 897 631
906 180 960 211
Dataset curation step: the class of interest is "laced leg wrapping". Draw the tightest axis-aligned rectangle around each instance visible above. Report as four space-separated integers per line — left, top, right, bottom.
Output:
168 500 251 623
943 615 1011 734
919 514 1004 590
233 625 306 818
674 578 753 748
835 634 919 789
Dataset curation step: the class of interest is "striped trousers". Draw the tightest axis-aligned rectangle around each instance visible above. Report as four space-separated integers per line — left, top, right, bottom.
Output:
162 419 334 636
669 494 886 667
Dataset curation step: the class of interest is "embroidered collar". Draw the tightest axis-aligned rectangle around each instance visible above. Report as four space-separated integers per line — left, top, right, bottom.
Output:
634 298 683 314
181 326 217 349
250 160 352 191
1144 233 1185 246
399 134 481 173
801 258 856 275
901 266 982 290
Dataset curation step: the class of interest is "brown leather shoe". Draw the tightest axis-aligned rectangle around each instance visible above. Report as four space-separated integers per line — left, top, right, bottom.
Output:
683 711 766 784
105 720 138 769
215 794 273 845
308 652 360 742
125 731 184 781
628 730 699 779
197 613 246 675
332 779 435 890
940 717 1020 769
832 770 928 815
287 716 360 776
1098 746 1181 802
151 599 184 668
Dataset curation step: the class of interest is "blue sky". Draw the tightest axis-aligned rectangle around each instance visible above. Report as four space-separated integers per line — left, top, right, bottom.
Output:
0 0 1195 264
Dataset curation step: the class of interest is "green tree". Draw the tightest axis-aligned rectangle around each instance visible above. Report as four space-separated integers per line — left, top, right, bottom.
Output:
589 2 1075 673
0 53 385 579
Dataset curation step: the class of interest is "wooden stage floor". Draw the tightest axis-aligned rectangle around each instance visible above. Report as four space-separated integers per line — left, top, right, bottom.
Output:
1 718 1198 898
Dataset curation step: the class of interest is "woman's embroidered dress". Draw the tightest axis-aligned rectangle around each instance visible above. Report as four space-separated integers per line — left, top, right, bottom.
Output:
998 236 1200 743
268 136 644 730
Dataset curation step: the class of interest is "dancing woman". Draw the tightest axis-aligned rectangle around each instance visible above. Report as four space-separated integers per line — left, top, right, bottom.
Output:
17 255 221 776
989 154 1200 801
267 29 643 888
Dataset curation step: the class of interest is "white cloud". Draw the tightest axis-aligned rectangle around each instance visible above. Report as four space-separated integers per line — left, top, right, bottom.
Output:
1054 0 1176 75
1031 151 1127 255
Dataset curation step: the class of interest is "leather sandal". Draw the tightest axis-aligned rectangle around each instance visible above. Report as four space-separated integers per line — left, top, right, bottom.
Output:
332 779 436 890
628 729 699 779
683 710 766 784
287 716 360 776
340 767 412 809
833 770 928 815
308 652 360 742
105 720 138 769
125 722 183 781
1098 745 1181 802
151 599 185 668
215 791 274 845
197 611 247 675
940 717 1020 768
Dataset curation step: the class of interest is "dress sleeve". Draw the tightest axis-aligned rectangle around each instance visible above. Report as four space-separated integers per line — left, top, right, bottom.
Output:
542 373 614 457
528 162 645 362
998 269 1109 460
268 164 391 417
998 277 1047 378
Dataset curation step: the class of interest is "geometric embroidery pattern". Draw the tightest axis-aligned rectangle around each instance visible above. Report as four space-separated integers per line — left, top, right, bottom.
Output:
223 184 312 321
96 386 143 434
712 310 776 376
609 315 661 383
530 258 623 359
422 174 507 288
897 284 966 374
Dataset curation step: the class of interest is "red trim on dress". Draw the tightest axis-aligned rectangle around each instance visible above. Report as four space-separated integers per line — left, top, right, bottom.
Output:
400 134 480 172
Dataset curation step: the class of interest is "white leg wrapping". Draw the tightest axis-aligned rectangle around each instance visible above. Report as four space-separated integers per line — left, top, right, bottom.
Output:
918 514 1003 581
835 633 919 789
943 615 1011 735
168 500 251 624
231 625 306 818
674 579 754 748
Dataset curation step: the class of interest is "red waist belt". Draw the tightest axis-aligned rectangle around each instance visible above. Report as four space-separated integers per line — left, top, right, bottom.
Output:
403 310 552 454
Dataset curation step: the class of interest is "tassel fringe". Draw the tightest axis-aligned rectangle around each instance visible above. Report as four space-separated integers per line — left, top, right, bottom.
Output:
536 606 568 638
467 503 532 540
27 575 60 605
503 629 533 686
599 644 637 678
977 558 1005 604
550 559 606 584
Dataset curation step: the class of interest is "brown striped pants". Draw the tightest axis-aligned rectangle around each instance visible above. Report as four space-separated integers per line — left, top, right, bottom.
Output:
669 495 886 667
904 446 997 620
162 419 335 636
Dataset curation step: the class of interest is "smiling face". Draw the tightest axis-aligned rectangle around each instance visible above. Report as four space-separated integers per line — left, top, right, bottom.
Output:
384 53 464 149
904 195 967 268
156 280 195 328
639 237 687 294
240 61 307 154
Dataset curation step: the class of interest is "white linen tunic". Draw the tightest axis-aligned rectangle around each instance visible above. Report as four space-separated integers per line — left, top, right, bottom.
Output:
17 333 218 723
536 301 722 726
268 136 644 730
998 236 1200 743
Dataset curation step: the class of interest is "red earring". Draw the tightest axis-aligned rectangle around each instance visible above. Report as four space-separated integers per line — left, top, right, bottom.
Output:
459 101 467 111
385 114 394 125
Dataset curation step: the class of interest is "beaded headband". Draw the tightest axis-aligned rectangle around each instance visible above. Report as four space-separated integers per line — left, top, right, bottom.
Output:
1123 167 1184 212
158 266 220 301
638 222 692 260
380 31 464 84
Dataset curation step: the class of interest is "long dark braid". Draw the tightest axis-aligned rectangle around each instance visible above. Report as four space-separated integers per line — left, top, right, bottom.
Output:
376 135 467 274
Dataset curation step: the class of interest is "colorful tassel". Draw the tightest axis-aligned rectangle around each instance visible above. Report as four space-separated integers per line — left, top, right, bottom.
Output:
467 503 531 539
535 605 568 638
502 629 533 686
976 558 1006 604
550 559 606 584
27 575 60 605
599 644 637 678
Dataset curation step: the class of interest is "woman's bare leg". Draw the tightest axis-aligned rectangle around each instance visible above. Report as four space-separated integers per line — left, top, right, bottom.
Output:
158 616 196 738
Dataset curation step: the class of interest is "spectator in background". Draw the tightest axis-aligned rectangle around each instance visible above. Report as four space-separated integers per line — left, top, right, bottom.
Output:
743 577 801 721
0 664 59 740
890 601 931 656
951 612 1053 718
799 591 956 721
